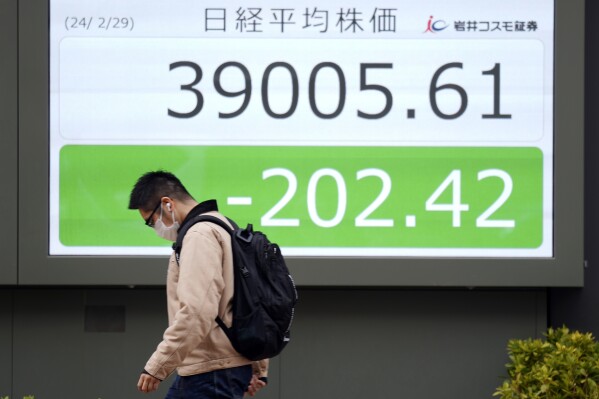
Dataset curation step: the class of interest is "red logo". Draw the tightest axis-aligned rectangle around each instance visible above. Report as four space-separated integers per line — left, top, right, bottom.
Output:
424 16 448 33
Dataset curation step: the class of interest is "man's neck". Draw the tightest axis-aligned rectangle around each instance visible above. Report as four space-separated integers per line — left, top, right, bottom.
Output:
177 200 199 222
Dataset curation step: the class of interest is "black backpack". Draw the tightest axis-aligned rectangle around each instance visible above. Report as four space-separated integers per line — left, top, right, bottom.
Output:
173 215 298 361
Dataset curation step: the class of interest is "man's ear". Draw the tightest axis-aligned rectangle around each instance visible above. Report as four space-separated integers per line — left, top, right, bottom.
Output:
160 197 173 210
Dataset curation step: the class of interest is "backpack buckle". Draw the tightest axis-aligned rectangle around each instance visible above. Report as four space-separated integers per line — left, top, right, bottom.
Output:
236 224 254 243
241 266 250 277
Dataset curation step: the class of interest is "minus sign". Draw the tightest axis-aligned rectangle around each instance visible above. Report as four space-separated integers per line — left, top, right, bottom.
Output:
227 197 252 205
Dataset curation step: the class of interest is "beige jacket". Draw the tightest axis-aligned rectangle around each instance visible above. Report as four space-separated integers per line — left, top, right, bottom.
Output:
144 210 268 381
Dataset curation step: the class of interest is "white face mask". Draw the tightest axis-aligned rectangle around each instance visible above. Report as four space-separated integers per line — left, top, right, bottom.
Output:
153 205 180 242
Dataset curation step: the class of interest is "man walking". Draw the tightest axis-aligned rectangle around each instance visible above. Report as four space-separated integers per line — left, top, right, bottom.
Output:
129 171 268 398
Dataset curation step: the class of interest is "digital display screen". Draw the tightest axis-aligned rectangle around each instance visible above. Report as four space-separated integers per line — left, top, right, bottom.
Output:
50 0 554 258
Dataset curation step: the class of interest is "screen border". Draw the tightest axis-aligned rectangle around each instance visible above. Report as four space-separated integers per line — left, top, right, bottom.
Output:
18 0 584 287
0 0 18 285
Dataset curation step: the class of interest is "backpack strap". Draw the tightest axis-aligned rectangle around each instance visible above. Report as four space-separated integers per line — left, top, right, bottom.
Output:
172 215 237 265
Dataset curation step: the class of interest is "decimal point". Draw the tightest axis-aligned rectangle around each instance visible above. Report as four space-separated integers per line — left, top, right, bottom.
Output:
407 109 416 119
405 215 416 227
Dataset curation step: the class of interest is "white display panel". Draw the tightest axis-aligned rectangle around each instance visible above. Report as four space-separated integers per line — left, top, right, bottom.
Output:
50 0 554 258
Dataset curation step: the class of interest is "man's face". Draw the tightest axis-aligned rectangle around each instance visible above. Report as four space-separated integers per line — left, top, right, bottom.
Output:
140 198 176 228
140 201 161 228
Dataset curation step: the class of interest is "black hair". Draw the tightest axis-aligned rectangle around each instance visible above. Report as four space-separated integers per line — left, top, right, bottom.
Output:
128 170 194 210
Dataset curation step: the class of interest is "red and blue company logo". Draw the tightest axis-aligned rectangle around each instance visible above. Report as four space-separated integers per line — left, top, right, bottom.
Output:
424 16 448 33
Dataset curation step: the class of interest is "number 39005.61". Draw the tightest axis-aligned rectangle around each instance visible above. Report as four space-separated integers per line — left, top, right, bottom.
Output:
168 61 511 121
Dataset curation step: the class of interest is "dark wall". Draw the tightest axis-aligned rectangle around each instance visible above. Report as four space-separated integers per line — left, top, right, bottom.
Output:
549 0 598 333
3 288 545 399
0 291 12 396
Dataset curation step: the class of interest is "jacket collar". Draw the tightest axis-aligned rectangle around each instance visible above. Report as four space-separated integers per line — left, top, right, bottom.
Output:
179 199 219 231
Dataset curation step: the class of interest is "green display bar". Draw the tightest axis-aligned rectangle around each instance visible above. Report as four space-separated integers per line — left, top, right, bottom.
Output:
59 145 543 249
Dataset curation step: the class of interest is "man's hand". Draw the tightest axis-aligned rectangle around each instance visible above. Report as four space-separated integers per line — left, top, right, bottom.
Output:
137 373 161 393
246 375 267 397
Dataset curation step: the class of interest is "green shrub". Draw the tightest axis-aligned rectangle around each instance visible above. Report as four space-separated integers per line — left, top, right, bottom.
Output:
495 327 599 399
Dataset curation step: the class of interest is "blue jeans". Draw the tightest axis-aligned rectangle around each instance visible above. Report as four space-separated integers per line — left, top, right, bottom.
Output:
165 365 252 399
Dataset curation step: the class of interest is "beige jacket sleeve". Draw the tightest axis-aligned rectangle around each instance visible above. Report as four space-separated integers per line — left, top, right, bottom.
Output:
144 227 225 380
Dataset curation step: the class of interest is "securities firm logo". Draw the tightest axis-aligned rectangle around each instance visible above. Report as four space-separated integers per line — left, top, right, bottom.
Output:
424 16 448 33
